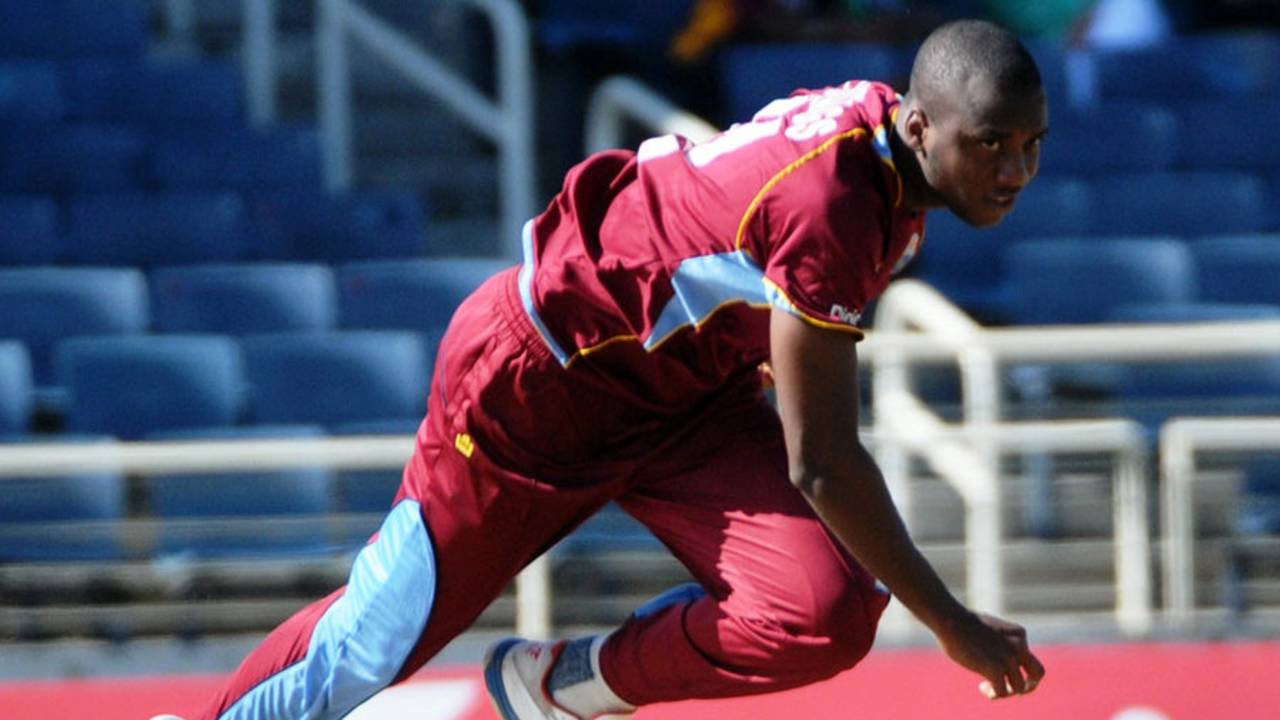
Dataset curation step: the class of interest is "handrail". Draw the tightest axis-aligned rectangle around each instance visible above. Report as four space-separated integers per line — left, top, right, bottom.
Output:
584 75 719 153
1159 417 1280 629
317 0 535 258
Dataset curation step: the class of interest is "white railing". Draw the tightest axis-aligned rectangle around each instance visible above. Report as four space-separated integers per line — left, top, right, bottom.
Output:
584 75 719 153
868 279 1280 632
1160 417 1280 629
317 0 536 258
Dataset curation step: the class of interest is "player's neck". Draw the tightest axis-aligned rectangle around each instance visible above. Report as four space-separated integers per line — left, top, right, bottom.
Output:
889 118 940 214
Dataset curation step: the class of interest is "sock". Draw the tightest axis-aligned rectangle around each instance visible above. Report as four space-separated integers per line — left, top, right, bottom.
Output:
548 635 635 718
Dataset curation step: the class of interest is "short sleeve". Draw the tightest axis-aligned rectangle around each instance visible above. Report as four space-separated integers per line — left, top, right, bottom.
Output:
754 162 887 335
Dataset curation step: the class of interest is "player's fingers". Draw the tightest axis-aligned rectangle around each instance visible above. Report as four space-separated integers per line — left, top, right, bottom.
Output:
1004 656 1027 694
1019 646 1046 691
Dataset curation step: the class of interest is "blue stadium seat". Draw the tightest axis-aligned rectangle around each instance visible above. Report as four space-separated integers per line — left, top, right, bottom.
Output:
64 193 249 266
61 58 243 129
0 267 149 388
0 124 147 194
1091 43 1198 103
914 177 1093 320
1187 31 1280 99
0 196 60 264
1004 237 1195 325
1039 103 1177 175
719 43 911 124
1108 303 1280 429
1190 235 1280 305
1176 100 1280 171
0 435 125 561
56 335 244 439
248 190 429 261
0 0 147 59
150 263 337 334
557 503 662 554
536 0 693 55
0 61 63 122
332 418 418 518
147 424 335 558
243 331 429 427
148 125 323 192
1093 172 1267 237
1240 457 1280 536
0 341 32 434
337 258 509 347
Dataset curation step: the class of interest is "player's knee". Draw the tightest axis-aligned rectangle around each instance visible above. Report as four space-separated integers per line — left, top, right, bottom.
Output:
772 583 881 676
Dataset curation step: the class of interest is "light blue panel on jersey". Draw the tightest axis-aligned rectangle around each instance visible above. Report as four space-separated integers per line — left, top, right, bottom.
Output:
220 499 436 720
644 250 774 350
518 220 572 365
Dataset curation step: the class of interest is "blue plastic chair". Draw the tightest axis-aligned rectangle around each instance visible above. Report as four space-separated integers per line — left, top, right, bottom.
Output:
1176 100 1280 172
1093 172 1267 237
0 196 60 265
1240 457 1280 536
1004 237 1195 325
150 263 337 334
243 331 429 427
332 418 417 520
337 257 508 347
148 125 323 192
0 61 63 122
1187 31 1280 99
1108 303 1280 430
1191 234 1280 305
0 267 149 389
61 58 242 128
916 177 1094 320
719 43 910 124
248 190 429 261
0 341 32 434
147 424 335 558
1039 103 1177 176
0 434 125 561
65 193 249 266
56 335 244 439
1091 43 1197 103
0 0 147 59
0 124 147 194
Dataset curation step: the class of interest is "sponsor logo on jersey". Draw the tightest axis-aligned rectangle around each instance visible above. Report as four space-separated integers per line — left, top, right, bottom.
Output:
830 303 862 326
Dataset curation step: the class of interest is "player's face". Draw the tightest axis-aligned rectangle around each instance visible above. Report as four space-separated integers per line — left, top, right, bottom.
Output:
924 78 1048 227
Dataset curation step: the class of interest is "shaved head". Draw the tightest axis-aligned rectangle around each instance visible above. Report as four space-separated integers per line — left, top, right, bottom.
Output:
909 20 1042 115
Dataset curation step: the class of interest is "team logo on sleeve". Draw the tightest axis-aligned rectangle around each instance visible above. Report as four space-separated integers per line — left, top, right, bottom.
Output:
830 303 863 326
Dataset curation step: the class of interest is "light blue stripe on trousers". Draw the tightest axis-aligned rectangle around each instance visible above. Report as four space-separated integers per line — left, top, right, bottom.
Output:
220 499 437 719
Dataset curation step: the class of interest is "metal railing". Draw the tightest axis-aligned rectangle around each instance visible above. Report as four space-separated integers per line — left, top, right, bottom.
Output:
584 75 718 153
1160 417 1280 629
317 0 535 258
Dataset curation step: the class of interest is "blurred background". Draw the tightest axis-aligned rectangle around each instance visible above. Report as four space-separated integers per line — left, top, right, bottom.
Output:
0 0 1278 718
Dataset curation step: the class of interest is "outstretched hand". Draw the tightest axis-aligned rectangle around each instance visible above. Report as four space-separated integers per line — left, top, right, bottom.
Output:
937 611 1045 700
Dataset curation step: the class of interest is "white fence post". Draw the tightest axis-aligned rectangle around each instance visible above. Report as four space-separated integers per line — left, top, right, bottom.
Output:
242 0 278 126
317 0 353 191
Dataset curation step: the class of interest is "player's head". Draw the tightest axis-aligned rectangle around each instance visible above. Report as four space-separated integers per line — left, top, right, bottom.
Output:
898 20 1048 227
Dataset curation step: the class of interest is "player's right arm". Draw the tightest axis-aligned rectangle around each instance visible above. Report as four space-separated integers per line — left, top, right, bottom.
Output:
768 307 1045 699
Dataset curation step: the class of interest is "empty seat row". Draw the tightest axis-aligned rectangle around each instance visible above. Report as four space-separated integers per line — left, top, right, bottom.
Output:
0 189 430 266
717 31 1280 124
0 124 324 196
0 259 508 389
0 0 148 61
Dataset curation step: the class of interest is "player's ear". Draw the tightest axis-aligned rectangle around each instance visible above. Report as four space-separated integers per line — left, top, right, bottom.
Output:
904 107 928 153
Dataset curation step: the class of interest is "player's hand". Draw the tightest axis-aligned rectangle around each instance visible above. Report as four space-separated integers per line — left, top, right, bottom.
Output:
936 610 1045 700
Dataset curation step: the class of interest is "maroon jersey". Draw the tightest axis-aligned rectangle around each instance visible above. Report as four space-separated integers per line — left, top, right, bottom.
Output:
521 80 926 410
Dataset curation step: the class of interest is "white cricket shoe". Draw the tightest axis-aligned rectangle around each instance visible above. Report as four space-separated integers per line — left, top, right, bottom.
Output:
483 637 633 720
148 715 186 720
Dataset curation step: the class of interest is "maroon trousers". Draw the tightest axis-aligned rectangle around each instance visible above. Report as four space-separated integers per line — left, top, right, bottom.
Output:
203 269 887 718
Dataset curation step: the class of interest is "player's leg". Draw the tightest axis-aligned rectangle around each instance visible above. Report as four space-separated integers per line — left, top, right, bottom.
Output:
200 269 621 719
601 390 890 704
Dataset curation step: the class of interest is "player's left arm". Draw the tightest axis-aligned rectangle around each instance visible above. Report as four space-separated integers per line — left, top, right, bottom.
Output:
769 307 1045 698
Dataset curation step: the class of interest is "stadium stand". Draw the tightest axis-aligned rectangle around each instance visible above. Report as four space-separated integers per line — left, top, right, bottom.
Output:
242 331 429 427
1038 102 1178 176
0 0 148 59
0 124 148 195
247 189 429 261
337 257 510 346
0 267 149 390
64 193 250 266
146 424 334 558
60 58 243 130
150 263 337 335
0 341 32 434
147 124 324 192
1191 234 1280 305
1093 171 1268 237
0 195 59 265
0 60 63 122
0 435 124 562
56 335 243 439
1004 237 1195 326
